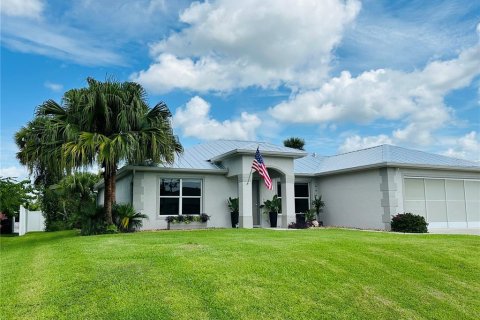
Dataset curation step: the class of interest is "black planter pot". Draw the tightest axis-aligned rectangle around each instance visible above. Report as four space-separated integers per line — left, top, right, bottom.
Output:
269 212 278 228
230 211 239 228
296 213 306 225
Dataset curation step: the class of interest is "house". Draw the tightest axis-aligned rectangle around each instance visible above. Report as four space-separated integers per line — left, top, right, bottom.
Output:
96 140 480 231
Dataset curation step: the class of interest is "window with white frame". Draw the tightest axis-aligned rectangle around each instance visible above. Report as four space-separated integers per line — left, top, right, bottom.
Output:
276 181 282 213
159 178 202 215
295 183 309 213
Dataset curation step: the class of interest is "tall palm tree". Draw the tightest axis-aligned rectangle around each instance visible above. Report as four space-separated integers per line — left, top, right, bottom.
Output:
283 137 305 150
16 78 182 224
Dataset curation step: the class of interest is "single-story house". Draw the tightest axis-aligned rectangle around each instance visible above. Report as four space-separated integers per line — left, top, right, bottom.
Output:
96 140 480 231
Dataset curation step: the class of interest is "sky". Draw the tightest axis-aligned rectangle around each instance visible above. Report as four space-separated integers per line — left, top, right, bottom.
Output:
1 0 479 179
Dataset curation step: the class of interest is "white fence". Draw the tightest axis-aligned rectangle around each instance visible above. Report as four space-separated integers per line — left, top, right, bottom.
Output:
19 206 45 236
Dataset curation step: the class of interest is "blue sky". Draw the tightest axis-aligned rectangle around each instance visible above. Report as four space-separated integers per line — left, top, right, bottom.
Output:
1 0 479 179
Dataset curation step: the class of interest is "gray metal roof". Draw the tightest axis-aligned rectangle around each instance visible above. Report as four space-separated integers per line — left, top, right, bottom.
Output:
158 139 306 170
158 140 479 173
296 144 479 174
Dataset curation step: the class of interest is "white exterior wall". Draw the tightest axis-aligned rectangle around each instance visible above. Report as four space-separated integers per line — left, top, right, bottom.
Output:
97 188 104 206
316 169 386 230
132 171 237 230
116 175 132 204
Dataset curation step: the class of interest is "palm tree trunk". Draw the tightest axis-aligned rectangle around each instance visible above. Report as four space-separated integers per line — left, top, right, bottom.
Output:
103 165 117 225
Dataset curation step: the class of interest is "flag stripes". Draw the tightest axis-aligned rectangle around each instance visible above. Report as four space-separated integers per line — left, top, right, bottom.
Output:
252 147 272 190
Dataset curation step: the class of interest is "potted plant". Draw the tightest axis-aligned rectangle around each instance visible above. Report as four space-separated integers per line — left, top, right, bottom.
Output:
311 195 325 222
165 214 210 230
227 197 239 228
262 195 281 228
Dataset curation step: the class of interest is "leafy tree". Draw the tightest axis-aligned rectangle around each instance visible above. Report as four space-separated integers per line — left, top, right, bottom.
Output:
0 177 38 217
283 137 305 150
16 116 68 229
15 77 183 225
50 172 100 229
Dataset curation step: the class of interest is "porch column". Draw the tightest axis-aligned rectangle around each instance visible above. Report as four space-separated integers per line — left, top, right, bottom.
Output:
238 174 253 228
281 174 296 228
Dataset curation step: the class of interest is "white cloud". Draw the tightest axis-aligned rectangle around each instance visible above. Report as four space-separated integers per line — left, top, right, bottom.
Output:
0 166 28 179
443 131 480 161
270 44 480 145
44 81 63 92
1 0 43 19
338 134 393 153
131 0 361 93
1 17 124 66
173 96 261 140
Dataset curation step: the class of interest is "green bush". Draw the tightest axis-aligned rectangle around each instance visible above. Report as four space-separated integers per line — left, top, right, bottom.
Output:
391 213 428 233
305 209 316 222
165 214 210 224
113 203 148 232
80 206 106 236
105 224 118 234
46 220 72 232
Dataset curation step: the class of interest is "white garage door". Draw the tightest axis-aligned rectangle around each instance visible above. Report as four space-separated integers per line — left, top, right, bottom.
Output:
404 178 480 229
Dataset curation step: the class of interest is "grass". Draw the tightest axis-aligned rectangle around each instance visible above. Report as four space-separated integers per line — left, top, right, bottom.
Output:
1 229 479 319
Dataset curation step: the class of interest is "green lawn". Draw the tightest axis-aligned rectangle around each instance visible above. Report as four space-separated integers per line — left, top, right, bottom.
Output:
1 229 479 320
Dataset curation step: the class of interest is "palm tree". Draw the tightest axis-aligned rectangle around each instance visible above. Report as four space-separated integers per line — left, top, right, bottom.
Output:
113 203 148 232
283 137 305 150
16 78 183 225
51 172 100 221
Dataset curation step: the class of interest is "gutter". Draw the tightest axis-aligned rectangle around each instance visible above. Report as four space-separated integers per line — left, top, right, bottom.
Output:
311 162 480 177
94 165 229 189
210 148 307 162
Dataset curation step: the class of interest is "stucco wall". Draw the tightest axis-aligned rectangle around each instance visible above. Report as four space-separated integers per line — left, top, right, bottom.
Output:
316 169 386 230
116 175 132 204
97 188 104 206
315 167 480 231
133 171 237 230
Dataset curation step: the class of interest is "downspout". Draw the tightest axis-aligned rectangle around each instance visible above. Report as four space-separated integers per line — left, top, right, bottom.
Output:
131 168 136 204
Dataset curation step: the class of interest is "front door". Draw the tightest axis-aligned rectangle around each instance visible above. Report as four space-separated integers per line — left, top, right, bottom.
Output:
252 180 260 226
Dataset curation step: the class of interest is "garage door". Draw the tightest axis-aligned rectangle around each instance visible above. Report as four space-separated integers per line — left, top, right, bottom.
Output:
404 178 480 228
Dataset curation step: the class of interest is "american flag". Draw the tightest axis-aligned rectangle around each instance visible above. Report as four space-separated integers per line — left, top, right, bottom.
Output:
252 147 272 190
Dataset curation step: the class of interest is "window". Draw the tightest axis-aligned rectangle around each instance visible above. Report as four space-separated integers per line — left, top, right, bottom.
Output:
277 181 282 213
160 178 202 215
295 183 309 213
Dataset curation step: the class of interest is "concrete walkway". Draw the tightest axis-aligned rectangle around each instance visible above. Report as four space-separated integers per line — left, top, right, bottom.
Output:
428 228 480 235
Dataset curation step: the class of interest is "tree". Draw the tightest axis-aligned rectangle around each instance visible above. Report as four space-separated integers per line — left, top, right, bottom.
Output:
16 118 66 229
0 177 38 217
283 137 305 150
16 78 183 225
50 172 100 228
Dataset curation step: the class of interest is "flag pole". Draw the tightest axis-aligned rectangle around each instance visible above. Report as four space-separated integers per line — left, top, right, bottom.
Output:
246 167 254 185
246 145 260 185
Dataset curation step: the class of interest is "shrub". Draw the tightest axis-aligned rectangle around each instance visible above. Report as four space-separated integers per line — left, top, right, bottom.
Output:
80 206 106 236
305 209 316 222
391 213 428 233
165 216 176 224
288 221 310 229
47 220 71 232
199 213 210 223
113 203 148 232
105 224 118 234
165 214 210 224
